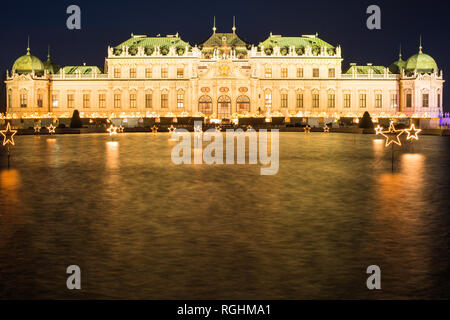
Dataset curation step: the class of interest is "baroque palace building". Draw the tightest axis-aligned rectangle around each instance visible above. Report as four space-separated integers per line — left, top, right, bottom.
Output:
4 22 445 120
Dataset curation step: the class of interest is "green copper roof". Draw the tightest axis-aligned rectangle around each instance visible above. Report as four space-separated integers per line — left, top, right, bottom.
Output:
12 49 45 74
405 49 438 74
389 54 406 74
259 35 335 50
344 65 390 74
201 32 249 49
61 66 102 74
113 35 190 52
43 55 60 74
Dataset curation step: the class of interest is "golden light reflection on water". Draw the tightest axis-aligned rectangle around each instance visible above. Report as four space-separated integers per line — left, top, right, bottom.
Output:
106 141 119 170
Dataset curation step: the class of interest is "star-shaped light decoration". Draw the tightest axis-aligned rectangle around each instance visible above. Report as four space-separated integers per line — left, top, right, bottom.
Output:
404 124 422 141
246 125 253 131
118 125 124 133
215 126 222 132
168 125 176 134
323 125 330 133
47 124 56 134
34 125 41 134
1 122 17 146
194 125 202 134
374 124 384 135
107 124 118 136
151 125 158 133
381 122 404 147
304 125 311 133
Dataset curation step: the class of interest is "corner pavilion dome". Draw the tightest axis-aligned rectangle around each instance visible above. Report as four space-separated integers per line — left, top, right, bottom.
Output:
405 46 438 74
12 47 45 75
43 52 60 74
389 52 406 74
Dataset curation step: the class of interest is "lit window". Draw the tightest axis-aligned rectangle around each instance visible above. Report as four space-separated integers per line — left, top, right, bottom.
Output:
145 93 153 108
328 94 335 108
177 92 184 108
83 94 90 108
161 93 168 108
296 94 303 108
145 68 152 78
37 93 43 108
312 93 319 108
422 94 429 108
281 93 288 108
297 68 303 78
375 94 382 108
328 68 335 78
114 94 121 108
130 93 136 108
359 94 367 108
344 94 351 108
114 68 121 78
264 92 272 108
390 94 397 108
20 94 27 108
161 66 168 78
177 68 184 78
99 94 106 108
52 95 59 108
265 68 272 78
130 68 136 78
199 95 213 114
67 94 74 108
281 68 288 78
313 68 319 78
406 93 412 108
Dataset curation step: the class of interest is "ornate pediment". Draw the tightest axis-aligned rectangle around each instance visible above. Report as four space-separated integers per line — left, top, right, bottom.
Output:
198 60 250 79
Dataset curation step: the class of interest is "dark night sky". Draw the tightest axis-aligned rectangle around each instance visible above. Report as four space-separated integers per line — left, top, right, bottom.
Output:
1 0 449 113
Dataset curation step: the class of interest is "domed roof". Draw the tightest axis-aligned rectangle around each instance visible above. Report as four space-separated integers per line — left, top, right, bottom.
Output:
389 53 406 74
43 53 60 74
405 46 438 74
12 48 44 75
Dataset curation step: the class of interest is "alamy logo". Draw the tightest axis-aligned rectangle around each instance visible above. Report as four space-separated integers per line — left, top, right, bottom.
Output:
171 122 279 175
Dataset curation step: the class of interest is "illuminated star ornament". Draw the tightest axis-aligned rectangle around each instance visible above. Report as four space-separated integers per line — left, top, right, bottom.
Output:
34 125 41 134
1 122 17 146
381 122 404 147
151 125 158 133
168 125 176 134
246 125 253 131
107 124 118 136
374 125 384 135
304 125 311 133
118 125 124 133
323 125 330 133
47 124 56 134
194 125 202 134
405 124 422 141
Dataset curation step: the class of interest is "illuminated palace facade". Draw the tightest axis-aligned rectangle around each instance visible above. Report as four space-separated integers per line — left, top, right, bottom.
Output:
5 24 445 120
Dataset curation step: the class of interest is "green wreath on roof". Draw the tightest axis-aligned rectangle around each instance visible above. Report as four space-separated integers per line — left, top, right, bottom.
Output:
280 47 289 56
113 48 123 56
312 46 320 56
176 47 185 56
296 47 304 55
160 46 169 55
264 47 273 56
145 47 154 55
128 47 138 56
327 48 335 56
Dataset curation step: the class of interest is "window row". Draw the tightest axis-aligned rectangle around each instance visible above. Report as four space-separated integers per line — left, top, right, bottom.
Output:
264 67 335 79
113 66 184 79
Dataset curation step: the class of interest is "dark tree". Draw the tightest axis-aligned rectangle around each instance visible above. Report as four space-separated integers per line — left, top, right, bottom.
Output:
70 110 82 128
359 111 374 128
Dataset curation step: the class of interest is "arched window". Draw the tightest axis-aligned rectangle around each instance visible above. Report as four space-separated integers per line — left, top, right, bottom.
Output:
217 95 231 118
236 95 250 113
198 95 213 115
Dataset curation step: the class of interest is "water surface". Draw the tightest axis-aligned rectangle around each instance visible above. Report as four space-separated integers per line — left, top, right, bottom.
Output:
1 133 449 299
